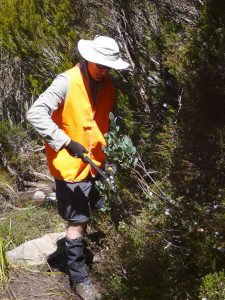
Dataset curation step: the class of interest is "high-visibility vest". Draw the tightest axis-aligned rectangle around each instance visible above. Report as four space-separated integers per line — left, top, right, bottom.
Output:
45 65 116 182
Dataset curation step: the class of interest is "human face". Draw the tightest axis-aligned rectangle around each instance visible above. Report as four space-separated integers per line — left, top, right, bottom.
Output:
87 62 110 81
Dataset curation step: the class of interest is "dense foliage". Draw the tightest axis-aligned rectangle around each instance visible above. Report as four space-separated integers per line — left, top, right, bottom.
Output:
0 0 224 299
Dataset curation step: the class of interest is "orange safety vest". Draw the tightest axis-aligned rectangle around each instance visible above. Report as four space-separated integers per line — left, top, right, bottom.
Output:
45 64 116 182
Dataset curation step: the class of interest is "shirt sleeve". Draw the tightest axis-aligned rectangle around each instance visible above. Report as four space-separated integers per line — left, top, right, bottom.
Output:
26 72 71 152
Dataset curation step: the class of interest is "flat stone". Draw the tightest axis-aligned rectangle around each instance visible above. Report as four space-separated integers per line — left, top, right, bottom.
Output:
7 232 66 267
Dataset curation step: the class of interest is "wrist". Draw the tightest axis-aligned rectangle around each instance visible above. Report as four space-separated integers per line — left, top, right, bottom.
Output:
64 139 71 147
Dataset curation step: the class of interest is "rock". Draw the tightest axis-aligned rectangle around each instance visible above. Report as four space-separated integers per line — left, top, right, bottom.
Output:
33 190 46 201
45 192 57 202
7 232 66 267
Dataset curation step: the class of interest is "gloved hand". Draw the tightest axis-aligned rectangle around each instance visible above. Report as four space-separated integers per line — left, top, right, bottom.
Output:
65 140 88 161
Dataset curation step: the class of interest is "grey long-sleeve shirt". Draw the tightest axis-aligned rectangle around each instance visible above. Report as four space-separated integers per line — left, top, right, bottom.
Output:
27 61 104 152
27 72 71 152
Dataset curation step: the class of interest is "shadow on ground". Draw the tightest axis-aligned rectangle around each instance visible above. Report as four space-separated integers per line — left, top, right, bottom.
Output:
1 231 105 299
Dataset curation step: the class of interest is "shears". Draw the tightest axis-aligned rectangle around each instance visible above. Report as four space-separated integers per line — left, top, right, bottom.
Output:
83 154 117 192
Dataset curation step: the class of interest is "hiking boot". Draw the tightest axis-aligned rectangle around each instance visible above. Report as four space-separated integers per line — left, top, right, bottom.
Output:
73 280 102 300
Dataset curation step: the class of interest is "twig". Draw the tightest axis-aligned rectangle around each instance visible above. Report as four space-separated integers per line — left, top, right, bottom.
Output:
27 146 45 152
135 154 169 200
2 202 29 212
0 183 18 198
31 171 54 182
23 181 50 188
6 282 17 299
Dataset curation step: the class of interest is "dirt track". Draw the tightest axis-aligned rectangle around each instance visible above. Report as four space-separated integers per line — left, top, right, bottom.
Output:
0 266 78 300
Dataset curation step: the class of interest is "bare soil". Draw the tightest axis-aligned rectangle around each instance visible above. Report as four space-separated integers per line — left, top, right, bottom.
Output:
0 267 78 300
0 233 104 300
0 183 105 300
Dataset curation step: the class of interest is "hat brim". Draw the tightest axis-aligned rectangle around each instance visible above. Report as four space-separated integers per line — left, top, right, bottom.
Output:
78 40 130 70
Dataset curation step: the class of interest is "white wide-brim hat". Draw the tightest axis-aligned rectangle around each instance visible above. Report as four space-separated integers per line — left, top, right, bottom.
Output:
78 36 130 70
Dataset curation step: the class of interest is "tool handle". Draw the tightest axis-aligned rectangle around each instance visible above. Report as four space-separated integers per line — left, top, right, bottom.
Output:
84 154 117 192
83 155 108 180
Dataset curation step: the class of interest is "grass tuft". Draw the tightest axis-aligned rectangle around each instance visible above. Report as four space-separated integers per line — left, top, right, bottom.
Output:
0 237 8 290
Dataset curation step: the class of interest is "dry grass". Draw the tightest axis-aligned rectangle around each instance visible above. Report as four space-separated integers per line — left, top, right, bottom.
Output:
0 266 77 300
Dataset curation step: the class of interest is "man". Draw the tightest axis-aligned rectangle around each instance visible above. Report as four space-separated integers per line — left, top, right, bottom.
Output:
27 35 129 300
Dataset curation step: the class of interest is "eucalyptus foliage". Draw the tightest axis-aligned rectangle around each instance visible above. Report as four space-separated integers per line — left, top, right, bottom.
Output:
104 113 137 169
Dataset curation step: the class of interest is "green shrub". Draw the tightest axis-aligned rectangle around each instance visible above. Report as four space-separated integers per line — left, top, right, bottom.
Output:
0 121 45 180
199 271 225 300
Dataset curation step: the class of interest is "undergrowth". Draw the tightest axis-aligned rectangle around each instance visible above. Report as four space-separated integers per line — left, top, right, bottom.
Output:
0 203 65 252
